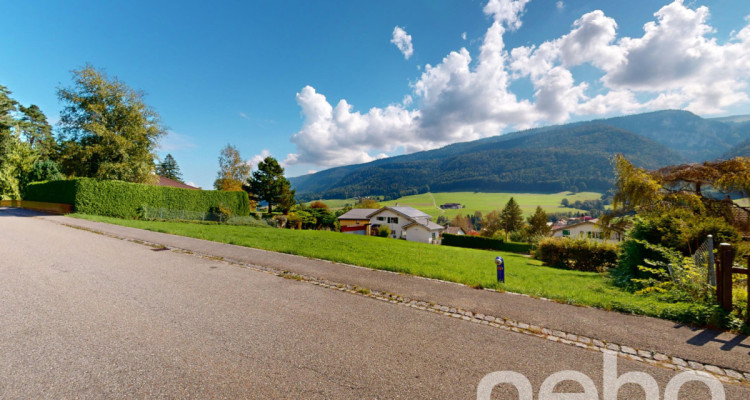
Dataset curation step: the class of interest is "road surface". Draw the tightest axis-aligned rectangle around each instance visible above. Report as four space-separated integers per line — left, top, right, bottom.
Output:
1 209 748 398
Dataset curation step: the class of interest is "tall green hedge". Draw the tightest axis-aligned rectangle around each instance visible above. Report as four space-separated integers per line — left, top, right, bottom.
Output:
24 178 250 219
442 233 505 251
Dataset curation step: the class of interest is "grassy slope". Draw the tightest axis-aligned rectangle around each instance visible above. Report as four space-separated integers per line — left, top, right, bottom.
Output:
381 191 603 219
73 214 705 323
306 191 603 218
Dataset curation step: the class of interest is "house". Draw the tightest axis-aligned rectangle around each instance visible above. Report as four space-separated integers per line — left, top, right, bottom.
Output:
367 206 444 244
439 203 462 209
550 218 623 243
338 208 378 235
443 226 465 236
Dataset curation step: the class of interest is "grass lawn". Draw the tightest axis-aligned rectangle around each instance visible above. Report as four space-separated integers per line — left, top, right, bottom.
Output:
73 214 710 324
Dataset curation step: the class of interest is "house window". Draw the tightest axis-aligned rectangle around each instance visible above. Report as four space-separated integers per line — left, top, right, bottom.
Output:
388 217 399 224
377 217 385 221
562 230 570 237
587 231 592 238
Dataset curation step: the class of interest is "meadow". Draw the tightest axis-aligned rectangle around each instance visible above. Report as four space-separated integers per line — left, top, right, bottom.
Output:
307 191 603 218
73 214 712 326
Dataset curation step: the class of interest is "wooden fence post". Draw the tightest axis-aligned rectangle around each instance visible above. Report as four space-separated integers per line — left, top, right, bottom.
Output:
718 243 734 312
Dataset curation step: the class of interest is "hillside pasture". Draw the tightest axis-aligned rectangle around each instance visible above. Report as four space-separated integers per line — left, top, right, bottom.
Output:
381 191 603 219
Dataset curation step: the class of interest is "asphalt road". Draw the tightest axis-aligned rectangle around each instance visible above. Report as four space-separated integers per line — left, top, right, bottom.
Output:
1 209 749 399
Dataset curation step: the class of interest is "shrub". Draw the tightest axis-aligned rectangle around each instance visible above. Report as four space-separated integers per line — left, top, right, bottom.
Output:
24 178 250 219
535 237 619 272
378 225 391 238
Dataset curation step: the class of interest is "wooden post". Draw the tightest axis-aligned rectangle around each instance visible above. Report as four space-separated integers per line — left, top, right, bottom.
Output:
718 243 733 312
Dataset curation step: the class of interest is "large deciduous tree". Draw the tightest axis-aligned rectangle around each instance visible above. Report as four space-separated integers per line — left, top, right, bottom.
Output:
156 153 183 182
214 144 250 191
243 156 295 214
609 154 750 220
57 65 165 183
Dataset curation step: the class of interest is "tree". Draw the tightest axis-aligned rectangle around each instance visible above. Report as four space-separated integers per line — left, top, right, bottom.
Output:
0 85 38 199
450 214 472 233
607 154 750 225
526 206 550 238
500 197 525 240
57 66 165 183
18 104 56 159
214 144 250 191
480 210 503 238
354 198 381 209
156 153 183 182
243 156 295 214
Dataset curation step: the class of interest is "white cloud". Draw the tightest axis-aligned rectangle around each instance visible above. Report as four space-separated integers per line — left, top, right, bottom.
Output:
238 112 249 120
247 149 271 171
556 1 564 11
462 32 467 40
391 26 414 59
287 0 750 167
306 170 318 175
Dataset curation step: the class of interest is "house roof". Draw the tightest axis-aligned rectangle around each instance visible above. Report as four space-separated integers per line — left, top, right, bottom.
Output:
404 217 444 231
550 219 602 232
444 226 465 235
338 208 378 220
154 176 199 190
367 206 431 220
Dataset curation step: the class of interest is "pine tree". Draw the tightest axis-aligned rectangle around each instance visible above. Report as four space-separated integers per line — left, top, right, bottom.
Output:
156 154 183 182
243 156 295 214
526 206 550 237
500 197 524 240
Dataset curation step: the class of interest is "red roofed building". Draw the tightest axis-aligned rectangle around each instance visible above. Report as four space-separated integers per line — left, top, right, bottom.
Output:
154 176 200 190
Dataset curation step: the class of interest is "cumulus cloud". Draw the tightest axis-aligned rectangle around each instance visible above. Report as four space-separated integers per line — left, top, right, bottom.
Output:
247 149 272 171
556 1 564 11
391 26 414 59
287 0 750 168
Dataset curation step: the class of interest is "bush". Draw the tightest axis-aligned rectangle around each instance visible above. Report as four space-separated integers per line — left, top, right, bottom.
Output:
24 178 250 219
612 212 741 288
535 237 619 272
378 225 391 238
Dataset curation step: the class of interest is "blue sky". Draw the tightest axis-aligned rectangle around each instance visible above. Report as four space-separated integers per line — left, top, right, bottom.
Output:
2 0 750 188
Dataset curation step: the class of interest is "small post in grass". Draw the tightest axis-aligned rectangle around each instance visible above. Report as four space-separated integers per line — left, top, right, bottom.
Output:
495 256 505 283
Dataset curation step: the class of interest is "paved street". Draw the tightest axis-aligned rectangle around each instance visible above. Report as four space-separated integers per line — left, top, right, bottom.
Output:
1 208 749 398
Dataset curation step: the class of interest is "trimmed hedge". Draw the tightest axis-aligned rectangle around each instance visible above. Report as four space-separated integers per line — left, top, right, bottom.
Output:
535 237 619 272
24 178 250 219
442 233 504 251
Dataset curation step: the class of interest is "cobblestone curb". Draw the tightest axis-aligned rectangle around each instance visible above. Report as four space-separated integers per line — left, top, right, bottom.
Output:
60 222 750 386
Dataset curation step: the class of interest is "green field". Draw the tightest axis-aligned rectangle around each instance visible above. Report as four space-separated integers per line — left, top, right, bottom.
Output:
382 191 602 219
307 191 602 219
73 214 712 326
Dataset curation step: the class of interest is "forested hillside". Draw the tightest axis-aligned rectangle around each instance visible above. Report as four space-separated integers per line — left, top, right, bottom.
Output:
292 123 683 200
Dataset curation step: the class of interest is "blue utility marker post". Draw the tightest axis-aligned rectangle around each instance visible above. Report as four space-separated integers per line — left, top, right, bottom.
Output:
495 256 505 283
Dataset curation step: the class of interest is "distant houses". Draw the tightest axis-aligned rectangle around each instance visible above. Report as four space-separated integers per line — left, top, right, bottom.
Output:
338 206 444 244
439 203 462 209
337 208 377 236
550 217 623 243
